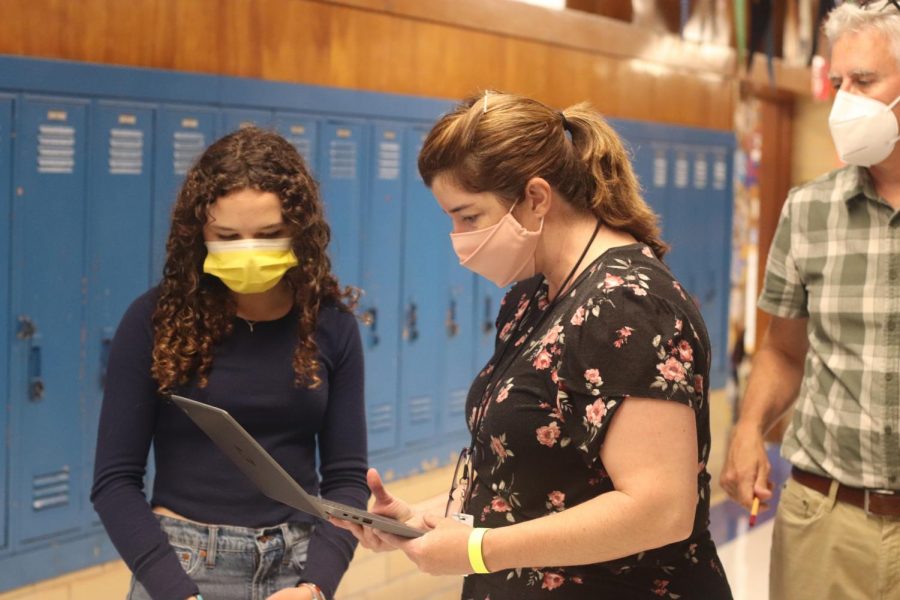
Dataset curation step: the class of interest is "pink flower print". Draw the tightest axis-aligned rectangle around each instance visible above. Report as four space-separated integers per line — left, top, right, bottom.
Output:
642 246 655 258
514 334 527 347
537 295 550 310
548 491 566 509
570 576 583 584
551 369 559 384
657 357 686 382
584 369 603 386
676 340 693 362
496 382 513 403
498 320 514 341
541 572 565 591
491 496 511 513
490 436 508 459
536 422 561 447
626 284 648 296
675 319 683 332
541 324 563 346
603 273 624 289
570 306 586 326
652 579 671 597
585 398 607 427
533 349 553 370
694 374 704 394
673 281 687 300
614 325 634 348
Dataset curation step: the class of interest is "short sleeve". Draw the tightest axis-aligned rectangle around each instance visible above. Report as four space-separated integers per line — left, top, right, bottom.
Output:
758 193 809 318
554 288 705 467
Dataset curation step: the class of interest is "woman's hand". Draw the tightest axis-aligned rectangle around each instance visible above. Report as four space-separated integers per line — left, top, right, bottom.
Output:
328 468 423 552
265 585 314 600
373 513 475 576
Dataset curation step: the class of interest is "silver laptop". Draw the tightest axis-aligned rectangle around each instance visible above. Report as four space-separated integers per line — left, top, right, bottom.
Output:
169 394 423 538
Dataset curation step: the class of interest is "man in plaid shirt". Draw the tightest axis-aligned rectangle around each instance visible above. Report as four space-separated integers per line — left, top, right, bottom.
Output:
721 2 900 599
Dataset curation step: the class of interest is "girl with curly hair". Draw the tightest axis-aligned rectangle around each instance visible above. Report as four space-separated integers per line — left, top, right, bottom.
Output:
91 127 368 600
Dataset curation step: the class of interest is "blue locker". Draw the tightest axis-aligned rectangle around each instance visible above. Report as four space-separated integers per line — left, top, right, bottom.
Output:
442 247 475 435
474 278 509 373
10 97 88 545
273 113 319 173
151 106 217 279
220 108 274 136
399 126 443 444
317 121 366 288
708 148 733 388
82 102 155 527
665 145 693 289
360 123 404 453
0 95 13 551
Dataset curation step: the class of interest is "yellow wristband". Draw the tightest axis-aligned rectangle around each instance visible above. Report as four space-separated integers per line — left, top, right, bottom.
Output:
467 527 490 574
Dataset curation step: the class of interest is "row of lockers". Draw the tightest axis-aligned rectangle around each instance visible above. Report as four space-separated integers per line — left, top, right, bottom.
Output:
0 56 733 592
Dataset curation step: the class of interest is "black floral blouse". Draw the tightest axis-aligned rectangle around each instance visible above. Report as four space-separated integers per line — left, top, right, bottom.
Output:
460 243 732 600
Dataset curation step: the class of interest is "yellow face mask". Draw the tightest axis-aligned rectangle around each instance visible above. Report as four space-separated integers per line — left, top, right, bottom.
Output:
203 238 299 294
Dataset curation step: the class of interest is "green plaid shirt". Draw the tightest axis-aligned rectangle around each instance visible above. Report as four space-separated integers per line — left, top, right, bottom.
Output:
759 165 900 490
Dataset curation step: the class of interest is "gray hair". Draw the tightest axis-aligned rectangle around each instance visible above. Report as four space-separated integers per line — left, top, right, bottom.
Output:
824 1 900 66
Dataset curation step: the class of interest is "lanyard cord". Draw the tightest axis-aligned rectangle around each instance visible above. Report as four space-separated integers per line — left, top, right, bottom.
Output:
460 219 602 507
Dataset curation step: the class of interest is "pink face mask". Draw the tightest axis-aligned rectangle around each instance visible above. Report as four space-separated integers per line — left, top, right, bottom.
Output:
450 202 543 287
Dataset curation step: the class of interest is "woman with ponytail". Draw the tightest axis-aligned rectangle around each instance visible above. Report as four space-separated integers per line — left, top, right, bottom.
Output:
91 127 368 600
333 92 733 599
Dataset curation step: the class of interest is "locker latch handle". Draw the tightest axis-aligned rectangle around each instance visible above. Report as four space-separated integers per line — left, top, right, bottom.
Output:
482 296 493 334
445 299 459 338
16 315 36 340
361 308 380 347
404 303 419 342
18 316 44 401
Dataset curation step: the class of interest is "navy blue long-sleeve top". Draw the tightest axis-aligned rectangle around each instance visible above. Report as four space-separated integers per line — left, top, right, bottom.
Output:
90 288 369 600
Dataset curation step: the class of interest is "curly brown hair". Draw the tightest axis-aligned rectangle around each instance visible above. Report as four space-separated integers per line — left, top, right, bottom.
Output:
151 126 356 393
418 91 668 259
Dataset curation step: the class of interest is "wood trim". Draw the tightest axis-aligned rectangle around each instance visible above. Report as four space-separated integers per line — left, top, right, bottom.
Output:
318 0 737 75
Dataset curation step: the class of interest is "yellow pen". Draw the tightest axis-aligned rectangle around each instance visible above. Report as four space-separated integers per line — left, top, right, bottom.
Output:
749 496 760 527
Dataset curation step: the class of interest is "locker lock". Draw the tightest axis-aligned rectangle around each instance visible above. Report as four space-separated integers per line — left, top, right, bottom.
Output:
361 308 379 347
17 315 36 340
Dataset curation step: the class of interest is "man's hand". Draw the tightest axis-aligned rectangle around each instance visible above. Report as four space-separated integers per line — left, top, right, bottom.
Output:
720 421 774 511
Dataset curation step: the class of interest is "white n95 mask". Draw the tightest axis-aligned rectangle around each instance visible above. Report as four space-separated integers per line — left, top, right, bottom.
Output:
828 90 900 167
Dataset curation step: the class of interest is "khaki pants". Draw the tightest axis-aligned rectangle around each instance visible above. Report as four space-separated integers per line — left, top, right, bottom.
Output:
770 477 900 600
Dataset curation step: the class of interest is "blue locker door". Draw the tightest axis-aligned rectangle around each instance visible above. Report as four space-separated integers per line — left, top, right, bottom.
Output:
442 240 475 435
83 102 154 527
665 146 692 290
474 278 509 374
0 95 13 551
220 109 273 136
151 106 217 279
273 113 319 174
10 97 88 544
360 123 404 453
317 121 365 288
399 127 442 444
708 148 734 389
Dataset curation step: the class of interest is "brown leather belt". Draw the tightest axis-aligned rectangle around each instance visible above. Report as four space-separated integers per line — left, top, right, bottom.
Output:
792 467 900 518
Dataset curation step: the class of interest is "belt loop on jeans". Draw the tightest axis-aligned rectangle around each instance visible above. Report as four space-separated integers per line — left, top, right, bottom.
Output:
280 524 292 566
206 526 218 569
823 478 840 513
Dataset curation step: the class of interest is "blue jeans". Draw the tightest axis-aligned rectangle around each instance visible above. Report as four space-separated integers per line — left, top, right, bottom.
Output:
127 514 312 600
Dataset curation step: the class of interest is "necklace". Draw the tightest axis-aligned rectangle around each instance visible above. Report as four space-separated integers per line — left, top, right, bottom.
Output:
240 317 257 333
458 219 602 512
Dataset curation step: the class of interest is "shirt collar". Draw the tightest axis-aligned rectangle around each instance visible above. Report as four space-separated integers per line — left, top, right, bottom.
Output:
841 166 881 205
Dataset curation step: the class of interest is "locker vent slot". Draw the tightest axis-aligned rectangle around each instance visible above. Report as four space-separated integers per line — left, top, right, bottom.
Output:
369 403 394 433
173 131 206 175
448 389 466 417
37 124 76 174
713 157 727 190
694 156 708 190
288 136 312 166
32 467 71 511
329 140 357 180
408 396 433 424
109 128 145 175
377 141 400 181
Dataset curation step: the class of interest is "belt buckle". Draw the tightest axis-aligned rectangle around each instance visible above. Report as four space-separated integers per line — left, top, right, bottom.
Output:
864 488 897 517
